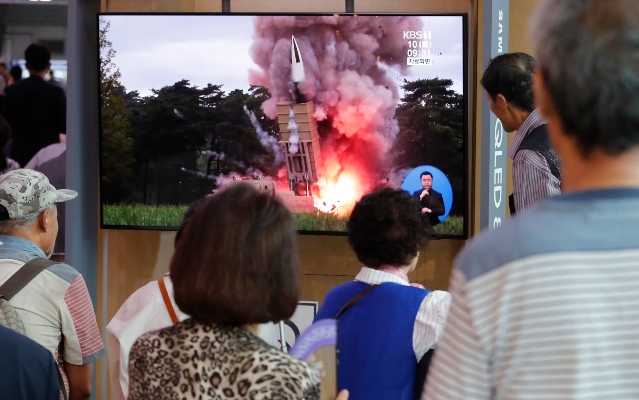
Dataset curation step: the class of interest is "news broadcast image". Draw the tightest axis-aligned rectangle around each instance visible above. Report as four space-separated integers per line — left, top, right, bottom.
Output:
99 14 466 236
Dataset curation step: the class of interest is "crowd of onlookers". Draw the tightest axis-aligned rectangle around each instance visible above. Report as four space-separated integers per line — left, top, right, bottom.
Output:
1 0 639 399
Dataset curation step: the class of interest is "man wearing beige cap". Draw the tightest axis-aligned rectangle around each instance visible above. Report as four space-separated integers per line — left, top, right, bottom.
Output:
0 169 104 400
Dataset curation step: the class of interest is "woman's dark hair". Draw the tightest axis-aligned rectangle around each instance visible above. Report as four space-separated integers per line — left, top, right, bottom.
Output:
171 183 300 326
0 117 11 171
347 188 429 268
174 197 206 247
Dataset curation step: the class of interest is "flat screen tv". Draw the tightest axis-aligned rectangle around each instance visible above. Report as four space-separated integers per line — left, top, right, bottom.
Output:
98 13 468 238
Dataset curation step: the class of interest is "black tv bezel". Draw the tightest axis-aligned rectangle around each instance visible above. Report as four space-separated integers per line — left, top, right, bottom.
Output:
96 12 469 240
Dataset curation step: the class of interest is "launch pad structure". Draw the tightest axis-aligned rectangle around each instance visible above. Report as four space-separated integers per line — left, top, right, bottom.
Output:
276 100 323 213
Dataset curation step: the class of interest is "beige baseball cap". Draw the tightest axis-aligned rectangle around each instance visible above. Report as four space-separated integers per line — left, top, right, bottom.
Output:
0 169 77 221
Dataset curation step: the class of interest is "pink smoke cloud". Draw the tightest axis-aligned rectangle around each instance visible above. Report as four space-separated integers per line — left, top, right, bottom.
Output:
249 15 423 213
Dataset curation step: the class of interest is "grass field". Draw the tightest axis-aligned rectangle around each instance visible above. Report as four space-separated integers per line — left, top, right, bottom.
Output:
104 204 464 236
294 212 349 232
432 216 464 237
103 204 188 227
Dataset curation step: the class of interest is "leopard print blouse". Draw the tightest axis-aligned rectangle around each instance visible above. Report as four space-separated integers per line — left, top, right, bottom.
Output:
128 319 320 400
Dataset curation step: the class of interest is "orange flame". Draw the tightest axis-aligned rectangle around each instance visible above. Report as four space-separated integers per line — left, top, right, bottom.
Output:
313 171 366 216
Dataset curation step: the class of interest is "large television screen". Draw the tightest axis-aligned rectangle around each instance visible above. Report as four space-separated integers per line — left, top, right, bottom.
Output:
98 13 468 238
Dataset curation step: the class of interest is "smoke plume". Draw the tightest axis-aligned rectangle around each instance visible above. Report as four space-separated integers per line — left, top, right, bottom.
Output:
287 107 300 154
249 15 423 213
243 105 285 164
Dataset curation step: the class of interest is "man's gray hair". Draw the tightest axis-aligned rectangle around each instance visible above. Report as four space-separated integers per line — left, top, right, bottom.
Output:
0 204 55 235
529 0 639 156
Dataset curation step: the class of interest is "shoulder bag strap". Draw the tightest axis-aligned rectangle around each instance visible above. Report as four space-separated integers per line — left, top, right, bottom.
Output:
0 258 66 400
0 258 58 300
158 277 179 324
333 284 378 320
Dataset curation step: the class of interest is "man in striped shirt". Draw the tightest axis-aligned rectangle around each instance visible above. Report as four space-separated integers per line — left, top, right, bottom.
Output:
481 52 561 214
0 169 104 400
423 0 639 399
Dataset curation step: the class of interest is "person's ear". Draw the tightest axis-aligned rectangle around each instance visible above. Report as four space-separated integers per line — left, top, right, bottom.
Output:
495 93 509 112
39 209 54 232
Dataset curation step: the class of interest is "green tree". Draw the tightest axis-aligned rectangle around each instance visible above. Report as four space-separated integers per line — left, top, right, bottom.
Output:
99 19 135 203
127 80 223 204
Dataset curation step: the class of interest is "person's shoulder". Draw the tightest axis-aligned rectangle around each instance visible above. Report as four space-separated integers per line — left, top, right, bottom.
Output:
44 262 82 285
454 206 562 282
325 280 363 297
107 280 162 325
260 343 319 384
430 188 443 197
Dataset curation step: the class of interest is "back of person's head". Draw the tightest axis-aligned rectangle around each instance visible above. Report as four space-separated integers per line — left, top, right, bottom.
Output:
24 43 51 73
481 52 537 112
531 0 639 156
171 183 300 326
9 65 22 83
348 188 429 268
0 117 10 171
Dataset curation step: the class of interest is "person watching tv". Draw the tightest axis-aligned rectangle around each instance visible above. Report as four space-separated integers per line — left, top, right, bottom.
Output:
314 187 451 400
127 183 349 400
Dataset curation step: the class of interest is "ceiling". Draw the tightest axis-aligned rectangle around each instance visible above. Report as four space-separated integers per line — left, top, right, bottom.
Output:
0 0 66 5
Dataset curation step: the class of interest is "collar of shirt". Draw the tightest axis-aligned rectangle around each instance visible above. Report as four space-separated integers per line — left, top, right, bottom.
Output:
507 108 547 160
0 235 48 262
355 266 409 286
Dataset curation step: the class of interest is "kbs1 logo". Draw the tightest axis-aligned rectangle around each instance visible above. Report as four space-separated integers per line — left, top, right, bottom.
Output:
403 31 432 40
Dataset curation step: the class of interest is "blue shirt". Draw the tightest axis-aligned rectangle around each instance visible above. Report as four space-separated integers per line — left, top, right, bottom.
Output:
0 325 59 400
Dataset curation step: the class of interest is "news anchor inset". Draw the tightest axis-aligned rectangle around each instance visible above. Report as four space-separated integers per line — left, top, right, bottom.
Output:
402 166 453 227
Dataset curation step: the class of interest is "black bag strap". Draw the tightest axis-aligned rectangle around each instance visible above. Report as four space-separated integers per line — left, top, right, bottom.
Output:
333 284 378 320
0 258 58 300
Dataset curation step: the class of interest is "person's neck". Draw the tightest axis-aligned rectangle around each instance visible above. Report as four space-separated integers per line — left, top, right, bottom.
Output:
511 109 532 133
378 264 413 276
28 70 47 79
8 230 48 256
562 146 639 193
242 324 259 335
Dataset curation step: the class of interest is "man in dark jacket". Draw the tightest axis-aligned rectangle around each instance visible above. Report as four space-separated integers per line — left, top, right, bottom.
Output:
3 43 65 167
412 171 445 227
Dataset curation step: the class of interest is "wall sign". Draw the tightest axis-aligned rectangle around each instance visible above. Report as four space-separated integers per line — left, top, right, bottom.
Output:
480 0 509 231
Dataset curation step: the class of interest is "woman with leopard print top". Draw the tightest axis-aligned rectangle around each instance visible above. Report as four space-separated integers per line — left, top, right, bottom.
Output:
128 184 344 400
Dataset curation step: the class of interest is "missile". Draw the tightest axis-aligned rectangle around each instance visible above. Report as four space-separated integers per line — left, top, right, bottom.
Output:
291 35 305 83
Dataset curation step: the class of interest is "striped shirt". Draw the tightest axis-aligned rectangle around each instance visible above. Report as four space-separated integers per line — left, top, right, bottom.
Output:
507 108 561 212
423 188 639 399
355 267 451 359
0 236 104 397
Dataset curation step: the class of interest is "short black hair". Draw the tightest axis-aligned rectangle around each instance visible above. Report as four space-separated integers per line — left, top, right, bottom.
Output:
481 52 537 112
9 66 22 83
171 183 300 325
347 188 429 268
420 171 433 179
24 43 51 72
